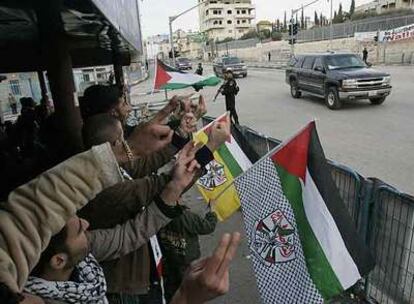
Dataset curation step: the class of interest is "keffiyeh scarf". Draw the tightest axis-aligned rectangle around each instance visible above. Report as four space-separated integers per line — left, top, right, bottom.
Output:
24 254 108 304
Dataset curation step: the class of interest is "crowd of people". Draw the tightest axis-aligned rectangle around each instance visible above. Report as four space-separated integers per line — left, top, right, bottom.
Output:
0 84 241 304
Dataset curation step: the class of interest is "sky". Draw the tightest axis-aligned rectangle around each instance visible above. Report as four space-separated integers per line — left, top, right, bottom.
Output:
140 0 373 38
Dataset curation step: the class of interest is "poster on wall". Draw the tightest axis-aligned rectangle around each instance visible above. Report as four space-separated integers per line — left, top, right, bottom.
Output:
354 31 378 42
379 23 414 42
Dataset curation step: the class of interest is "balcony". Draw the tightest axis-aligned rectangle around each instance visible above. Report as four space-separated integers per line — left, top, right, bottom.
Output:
235 23 252 28
235 13 255 19
234 3 255 9
204 14 225 21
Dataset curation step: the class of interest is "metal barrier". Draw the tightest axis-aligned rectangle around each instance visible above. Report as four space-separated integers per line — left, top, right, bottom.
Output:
367 181 414 304
201 116 414 302
297 13 414 43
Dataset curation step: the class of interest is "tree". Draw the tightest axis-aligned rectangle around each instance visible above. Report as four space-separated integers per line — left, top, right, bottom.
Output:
276 19 280 31
271 31 283 41
240 29 259 40
301 7 305 29
284 11 287 31
320 12 324 26
314 11 319 26
350 0 355 17
338 3 343 22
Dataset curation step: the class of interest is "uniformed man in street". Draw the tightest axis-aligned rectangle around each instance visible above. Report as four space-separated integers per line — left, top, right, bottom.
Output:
215 69 240 125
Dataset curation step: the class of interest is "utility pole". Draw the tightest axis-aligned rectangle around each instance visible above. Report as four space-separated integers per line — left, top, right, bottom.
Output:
169 1 207 66
289 0 321 57
329 0 334 50
169 17 175 65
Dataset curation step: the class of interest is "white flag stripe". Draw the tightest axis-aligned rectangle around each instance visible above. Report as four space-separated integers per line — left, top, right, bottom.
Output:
167 71 206 84
302 170 361 289
225 136 252 172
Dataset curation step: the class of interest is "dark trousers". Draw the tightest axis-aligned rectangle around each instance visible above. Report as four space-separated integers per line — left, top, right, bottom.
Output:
10 104 17 114
225 96 239 125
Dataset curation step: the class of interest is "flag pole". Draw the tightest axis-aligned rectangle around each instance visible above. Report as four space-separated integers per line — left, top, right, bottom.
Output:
212 120 316 203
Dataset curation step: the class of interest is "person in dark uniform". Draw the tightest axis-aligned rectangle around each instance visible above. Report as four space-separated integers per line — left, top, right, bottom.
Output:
195 63 203 75
217 69 240 125
363 48 368 64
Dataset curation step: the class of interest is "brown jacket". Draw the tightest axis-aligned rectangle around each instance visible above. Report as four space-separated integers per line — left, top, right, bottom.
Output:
80 144 177 295
0 143 122 292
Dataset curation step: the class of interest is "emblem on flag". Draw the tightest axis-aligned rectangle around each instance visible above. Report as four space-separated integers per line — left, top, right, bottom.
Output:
252 210 296 266
197 160 227 191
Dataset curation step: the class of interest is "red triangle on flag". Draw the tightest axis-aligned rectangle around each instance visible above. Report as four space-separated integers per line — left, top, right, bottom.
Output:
154 59 172 90
271 121 315 183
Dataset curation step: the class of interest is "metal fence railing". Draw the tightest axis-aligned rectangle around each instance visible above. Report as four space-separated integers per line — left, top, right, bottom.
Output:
297 14 414 43
201 116 414 303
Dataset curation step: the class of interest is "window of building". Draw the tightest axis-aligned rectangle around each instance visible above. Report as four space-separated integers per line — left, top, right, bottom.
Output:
237 10 240 14
206 10 209 15
237 20 240 24
213 10 217 14
227 20 232 24
227 10 232 14
9 80 21 96
242 19 246 23
218 10 222 14
219 20 222 24
241 9 246 14
239 30 244 33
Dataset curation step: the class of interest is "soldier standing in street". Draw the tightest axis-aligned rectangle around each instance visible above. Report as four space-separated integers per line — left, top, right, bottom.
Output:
215 69 240 125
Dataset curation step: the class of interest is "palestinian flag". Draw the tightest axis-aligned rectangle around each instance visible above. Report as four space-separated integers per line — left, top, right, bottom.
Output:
194 113 254 221
154 59 221 91
234 121 375 303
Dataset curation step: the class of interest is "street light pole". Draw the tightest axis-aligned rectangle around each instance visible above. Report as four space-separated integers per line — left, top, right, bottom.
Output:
329 0 334 50
290 0 321 57
169 0 207 66
169 17 176 65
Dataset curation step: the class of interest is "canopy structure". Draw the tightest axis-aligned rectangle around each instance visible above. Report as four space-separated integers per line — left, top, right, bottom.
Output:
0 0 143 152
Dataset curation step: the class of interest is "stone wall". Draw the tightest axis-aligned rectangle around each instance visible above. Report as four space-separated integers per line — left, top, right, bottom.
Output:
215 37 414 64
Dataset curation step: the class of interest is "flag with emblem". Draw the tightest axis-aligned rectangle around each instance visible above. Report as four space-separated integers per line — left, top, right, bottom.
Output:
234 121 375 303
154 59 221 91
194 113 255 221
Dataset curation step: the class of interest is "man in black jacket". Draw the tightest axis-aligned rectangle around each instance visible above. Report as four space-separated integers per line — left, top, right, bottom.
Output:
219 69 239 125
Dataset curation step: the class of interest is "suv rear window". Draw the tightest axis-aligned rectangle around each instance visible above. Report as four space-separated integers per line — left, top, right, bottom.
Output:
302 57 315 69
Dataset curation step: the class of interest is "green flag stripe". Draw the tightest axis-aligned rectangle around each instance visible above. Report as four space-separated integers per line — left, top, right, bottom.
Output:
275 164 343 299
217 144 243 178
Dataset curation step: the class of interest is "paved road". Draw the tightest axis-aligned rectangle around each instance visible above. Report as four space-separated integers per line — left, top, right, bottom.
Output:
133 65 414 303
133 65 414 194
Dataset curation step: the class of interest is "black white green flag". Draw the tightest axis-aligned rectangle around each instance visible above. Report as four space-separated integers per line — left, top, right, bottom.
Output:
235 121 374 303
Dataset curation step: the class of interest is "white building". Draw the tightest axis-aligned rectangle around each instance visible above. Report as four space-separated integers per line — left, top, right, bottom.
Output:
355 0 414 15
198 0 256 42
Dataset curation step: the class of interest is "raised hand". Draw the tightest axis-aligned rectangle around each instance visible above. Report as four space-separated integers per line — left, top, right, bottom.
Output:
160 142 200 205
178 112 198 136
206 114 231 152
170 232 241 304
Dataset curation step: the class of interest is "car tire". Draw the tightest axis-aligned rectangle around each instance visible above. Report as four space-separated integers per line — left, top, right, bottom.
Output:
369 97 386 105
325 87 342 110
290 79 301 98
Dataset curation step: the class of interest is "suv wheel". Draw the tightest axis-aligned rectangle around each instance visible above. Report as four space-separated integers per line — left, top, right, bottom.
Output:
290 79 301 98
325 87 342 110
369 97 386 105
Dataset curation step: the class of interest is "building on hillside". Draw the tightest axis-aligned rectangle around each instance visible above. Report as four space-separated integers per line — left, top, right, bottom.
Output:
198 0 256 42
256 20 272 33
355 0 414 15
177 31 204 59
146 34 170 59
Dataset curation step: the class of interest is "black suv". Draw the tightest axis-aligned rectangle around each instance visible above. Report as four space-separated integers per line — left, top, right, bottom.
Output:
285 53 392 109
213 56 248 78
